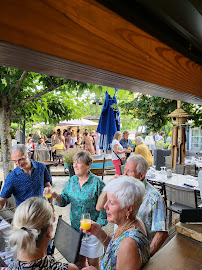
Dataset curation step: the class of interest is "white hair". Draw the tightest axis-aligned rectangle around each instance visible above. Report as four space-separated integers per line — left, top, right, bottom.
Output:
8 197 53 255
103 176 145 217
10 144 29 156
135 136 144 145
127 154 149 174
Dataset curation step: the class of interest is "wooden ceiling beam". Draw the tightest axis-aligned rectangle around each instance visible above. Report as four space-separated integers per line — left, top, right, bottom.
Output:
0 0 201 101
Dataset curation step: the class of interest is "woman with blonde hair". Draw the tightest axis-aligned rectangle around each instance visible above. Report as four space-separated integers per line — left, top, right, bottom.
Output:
7 197 78 270
112 131 131 175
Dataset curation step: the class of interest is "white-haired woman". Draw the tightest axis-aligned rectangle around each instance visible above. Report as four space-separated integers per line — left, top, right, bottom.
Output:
7 197 78 270
112 131 131 175
81 176 150 270
135 136 153 165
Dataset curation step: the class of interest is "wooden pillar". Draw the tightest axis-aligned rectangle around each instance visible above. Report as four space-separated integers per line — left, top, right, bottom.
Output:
171 126 178 170
179 126 186 166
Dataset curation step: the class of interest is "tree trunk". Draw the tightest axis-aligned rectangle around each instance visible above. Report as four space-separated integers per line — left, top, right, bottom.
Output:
0 106 12 179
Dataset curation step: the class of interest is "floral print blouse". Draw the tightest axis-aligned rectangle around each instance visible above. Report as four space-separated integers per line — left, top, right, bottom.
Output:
56 172 107 232
102 228 150 270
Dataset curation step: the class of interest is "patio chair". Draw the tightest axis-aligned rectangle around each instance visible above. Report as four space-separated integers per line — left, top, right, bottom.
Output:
184 164 196 176
163 183 198 224
55 149 65 163
34 149 50 161
0 195 16 223
51 215 82 265
175 164 185 175
165 155 172 170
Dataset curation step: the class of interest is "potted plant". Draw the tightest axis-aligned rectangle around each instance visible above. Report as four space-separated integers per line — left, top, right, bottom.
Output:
64 148 82 177
156 140 165 149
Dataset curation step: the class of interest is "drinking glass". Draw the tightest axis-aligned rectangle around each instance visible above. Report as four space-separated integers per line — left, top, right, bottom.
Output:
80 213 91 241
44 187 52 199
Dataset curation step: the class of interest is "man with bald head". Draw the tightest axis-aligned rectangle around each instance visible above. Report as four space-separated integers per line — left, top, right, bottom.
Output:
96 154 168 256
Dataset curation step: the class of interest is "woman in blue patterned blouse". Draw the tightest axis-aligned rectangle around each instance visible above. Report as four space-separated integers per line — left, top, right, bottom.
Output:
49 151 107 270
81 176 150 270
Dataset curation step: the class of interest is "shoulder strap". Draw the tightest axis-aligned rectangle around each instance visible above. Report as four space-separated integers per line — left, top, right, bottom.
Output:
112 150 121 161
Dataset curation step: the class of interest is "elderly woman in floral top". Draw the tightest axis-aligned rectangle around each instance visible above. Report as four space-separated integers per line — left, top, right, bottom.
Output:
47 151 107 270
80 176 150 270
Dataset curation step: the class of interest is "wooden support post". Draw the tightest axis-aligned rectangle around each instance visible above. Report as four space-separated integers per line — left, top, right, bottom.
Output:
171 126 178 170
179 126 186 166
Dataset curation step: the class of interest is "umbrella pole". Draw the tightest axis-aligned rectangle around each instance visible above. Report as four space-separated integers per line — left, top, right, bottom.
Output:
102 149 106 180
102 135 107 180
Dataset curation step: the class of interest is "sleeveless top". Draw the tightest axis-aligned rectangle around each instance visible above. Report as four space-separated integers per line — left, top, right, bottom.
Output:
102 228 150 270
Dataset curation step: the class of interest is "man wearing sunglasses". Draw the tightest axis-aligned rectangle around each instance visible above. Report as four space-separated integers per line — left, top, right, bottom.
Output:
0 144 52 209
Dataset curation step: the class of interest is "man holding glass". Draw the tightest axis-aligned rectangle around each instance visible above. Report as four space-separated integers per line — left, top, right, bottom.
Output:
0 144 51 209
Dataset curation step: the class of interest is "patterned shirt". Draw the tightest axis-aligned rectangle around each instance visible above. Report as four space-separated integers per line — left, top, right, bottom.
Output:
137 179 166 242
8 255 68 269
0 160 51 206
56 172 107 232
102 228 150 270
119 138 133 151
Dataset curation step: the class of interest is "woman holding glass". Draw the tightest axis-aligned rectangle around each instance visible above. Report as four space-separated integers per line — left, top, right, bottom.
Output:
81 176 150 270
45 151 107 270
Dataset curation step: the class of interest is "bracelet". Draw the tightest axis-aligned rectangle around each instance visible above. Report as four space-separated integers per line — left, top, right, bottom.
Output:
102 234 108 244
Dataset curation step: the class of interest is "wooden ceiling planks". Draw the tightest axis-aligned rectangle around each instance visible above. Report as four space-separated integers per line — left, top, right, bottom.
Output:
0 0 201 100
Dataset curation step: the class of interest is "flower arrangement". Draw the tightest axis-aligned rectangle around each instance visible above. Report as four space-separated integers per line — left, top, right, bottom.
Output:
64 148 83 167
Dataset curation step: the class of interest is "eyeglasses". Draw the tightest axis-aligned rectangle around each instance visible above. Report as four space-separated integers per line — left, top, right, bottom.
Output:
12 156 26 164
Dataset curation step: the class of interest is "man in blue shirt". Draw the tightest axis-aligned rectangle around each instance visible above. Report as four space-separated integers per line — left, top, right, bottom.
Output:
0 144 52 209
119 130 133 157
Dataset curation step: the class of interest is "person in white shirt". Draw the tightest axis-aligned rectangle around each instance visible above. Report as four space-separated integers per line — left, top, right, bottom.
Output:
111 131 131 175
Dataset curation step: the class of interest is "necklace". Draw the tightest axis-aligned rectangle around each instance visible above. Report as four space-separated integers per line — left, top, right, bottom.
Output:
113 219 136 241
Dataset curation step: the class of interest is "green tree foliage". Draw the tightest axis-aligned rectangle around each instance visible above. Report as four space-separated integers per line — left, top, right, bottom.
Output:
0 67 104 177
120 94 202 132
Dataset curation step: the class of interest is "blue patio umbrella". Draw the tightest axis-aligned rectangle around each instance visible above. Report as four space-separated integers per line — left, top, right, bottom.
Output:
97 89 120 178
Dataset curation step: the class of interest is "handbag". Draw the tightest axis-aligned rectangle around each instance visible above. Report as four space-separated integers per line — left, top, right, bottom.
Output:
113 150 126 165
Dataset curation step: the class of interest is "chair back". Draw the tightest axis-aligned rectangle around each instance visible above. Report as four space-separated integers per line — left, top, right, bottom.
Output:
55 149 65 163
34 149 50 161
164 184 197 208
175 164 185 175
52 216 82 264
198 170 202 199
55 149 65 156
165 156 172 169
184 164 196 176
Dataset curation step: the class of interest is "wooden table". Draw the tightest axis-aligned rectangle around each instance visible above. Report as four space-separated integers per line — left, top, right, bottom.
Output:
143 233 202 270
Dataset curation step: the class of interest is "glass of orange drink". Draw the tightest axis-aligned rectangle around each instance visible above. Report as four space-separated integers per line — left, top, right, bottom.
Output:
80 213 91 241
44 187 52 199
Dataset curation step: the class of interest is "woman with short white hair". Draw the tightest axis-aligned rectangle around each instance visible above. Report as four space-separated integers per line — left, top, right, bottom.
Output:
82 176 150 270
7 197 78 270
